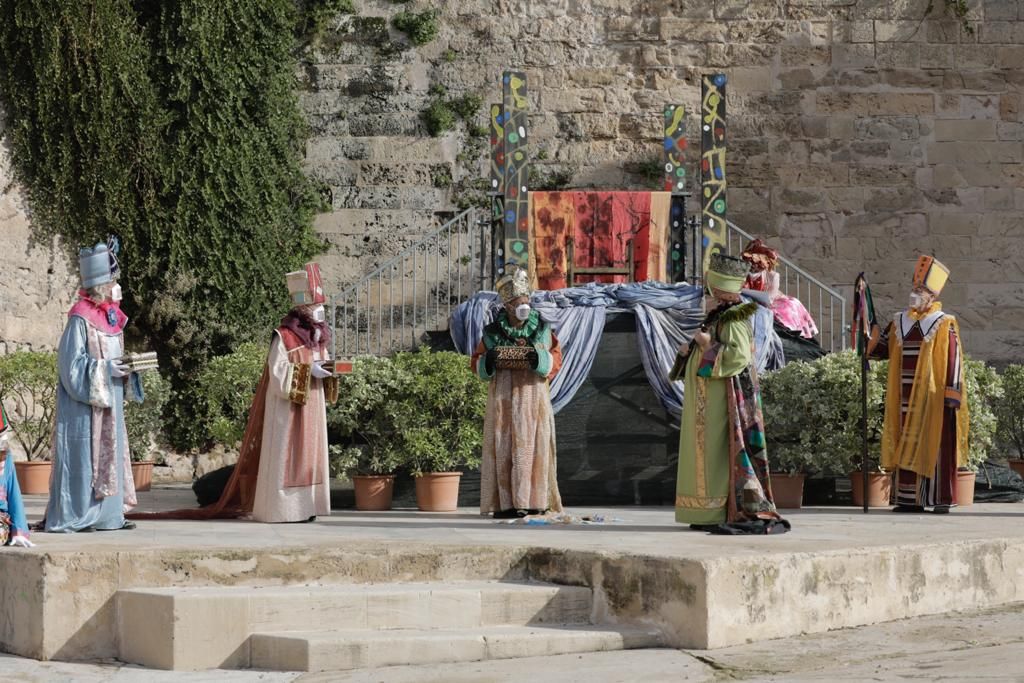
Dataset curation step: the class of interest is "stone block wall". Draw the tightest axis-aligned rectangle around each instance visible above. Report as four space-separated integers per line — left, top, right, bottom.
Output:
0 106 76 353
2 0 1023 363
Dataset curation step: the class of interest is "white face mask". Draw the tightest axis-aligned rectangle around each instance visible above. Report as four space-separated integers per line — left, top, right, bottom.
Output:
311 305 325 323
909 292 927 310
514 303 531 321
110 284 123 302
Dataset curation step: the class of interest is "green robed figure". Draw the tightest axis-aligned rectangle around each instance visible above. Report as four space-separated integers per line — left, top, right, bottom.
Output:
670 253 788 535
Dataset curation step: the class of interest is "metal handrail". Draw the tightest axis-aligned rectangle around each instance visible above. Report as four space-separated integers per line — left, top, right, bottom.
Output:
330 208 489 358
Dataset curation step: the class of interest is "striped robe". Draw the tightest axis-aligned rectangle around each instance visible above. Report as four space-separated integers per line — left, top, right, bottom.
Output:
875 309 963 507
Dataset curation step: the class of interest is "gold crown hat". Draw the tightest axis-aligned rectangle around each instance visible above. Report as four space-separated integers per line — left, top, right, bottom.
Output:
705 252 750 294
496 266 531 304
912 255 950 295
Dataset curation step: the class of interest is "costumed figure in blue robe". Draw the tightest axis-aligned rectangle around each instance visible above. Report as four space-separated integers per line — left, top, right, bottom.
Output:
44 238 141 532
0 406 33 547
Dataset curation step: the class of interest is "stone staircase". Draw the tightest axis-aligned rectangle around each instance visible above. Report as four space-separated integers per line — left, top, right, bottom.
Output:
116 580 663 672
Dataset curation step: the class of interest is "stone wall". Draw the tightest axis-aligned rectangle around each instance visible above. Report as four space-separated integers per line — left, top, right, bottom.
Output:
2 0 1023 362
0 107 76 352
298 0 1024 363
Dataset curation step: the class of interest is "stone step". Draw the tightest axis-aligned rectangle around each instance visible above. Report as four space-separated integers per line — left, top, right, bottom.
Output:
250 624 665 672
117 581 594 671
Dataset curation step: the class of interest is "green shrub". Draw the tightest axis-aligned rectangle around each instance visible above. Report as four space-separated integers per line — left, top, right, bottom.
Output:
0 352 58 461
392 9 439 46
995 364 1024 460
393 349 486 475
761 351 1002 475
195 342 268 448
296 0 356 40
423 99 456 136
0 2 323 451
760 351 886 476
963 358 1002 471
451 94 483 121
125 371 171 463
328 355 410 475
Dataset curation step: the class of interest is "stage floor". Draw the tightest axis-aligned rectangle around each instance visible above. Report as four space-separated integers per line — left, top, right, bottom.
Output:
10 488 1024 662
20 486 1024 559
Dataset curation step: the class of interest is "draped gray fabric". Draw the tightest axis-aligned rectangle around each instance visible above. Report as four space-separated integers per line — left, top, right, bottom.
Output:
450 282 784 418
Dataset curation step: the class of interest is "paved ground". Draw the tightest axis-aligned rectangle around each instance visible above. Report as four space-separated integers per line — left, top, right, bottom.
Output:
20 487 1024 560
4 602 1023 681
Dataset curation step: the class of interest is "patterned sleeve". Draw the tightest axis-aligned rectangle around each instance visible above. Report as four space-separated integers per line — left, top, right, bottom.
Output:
58 316 113 409
868 320 892 360
535 327 562 380
471 337 495 381
945 323 963 408
697 318 753 379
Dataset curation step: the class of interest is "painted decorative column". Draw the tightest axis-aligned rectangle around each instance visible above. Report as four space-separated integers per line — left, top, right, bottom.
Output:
500 71 529 276
700 74 727 275
663 104 688 282
489 103 506 281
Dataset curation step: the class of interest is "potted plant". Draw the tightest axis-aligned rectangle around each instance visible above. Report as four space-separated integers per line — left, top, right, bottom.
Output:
329 444 402 511
328 356 411 511
393 349 486 512
995 364 1024 479
0 351 58 494
125 370 170 492
959 359 1005 506
761 351 889 508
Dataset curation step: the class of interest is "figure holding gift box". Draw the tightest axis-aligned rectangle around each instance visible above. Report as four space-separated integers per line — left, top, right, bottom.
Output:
233 262 337 523
45 237 141 532
471 267 564 519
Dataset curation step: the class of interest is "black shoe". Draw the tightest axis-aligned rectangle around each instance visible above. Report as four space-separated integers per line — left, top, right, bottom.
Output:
892 505 925 513
305 515 317 523
493 509 520 519
932 505 951 514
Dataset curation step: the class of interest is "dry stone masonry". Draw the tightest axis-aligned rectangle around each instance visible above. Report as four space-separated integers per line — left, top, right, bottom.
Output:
2 0 1023 362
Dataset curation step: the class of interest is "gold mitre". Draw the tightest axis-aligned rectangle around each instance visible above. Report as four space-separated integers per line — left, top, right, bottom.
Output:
496 266 531 303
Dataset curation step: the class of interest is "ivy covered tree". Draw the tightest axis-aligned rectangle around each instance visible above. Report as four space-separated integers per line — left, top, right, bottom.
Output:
0 0 324 448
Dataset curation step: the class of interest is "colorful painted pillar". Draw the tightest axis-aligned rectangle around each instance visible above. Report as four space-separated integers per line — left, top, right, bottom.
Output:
700 74 727 275
500 71 529 276
663 104 688 282
489 103 506 281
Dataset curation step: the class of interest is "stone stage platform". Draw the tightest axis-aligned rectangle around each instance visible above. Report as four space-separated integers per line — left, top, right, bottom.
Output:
6 488 1024 669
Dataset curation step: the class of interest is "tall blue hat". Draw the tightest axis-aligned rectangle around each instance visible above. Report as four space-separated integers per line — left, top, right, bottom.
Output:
79 236 121 289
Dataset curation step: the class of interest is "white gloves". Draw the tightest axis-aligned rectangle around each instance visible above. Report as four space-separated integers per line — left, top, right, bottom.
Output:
9 536 34 548
310 361 332 380
109 360 131 378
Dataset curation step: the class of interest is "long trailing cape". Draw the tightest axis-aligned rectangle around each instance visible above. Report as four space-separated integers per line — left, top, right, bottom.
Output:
126 330 309 520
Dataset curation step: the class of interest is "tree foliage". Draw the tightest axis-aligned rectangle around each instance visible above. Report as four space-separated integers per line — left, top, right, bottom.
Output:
0 1 324 448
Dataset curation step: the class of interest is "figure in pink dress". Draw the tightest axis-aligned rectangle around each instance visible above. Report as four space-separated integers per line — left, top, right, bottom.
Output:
741 239 818 340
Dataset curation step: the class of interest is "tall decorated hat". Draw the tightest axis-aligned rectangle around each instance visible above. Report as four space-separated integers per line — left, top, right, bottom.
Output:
912 255 950 295
705 253 750 294
79 236 121 289
495 266 531 304
286 262 327 305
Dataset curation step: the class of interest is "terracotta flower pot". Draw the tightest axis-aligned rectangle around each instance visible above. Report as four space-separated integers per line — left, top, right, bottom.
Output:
131 461 155 492
956 470 975 507
771 473 806 509
15 461 52 495
352 474 395 511
414 472 463 512
1008 459 1024 480
849 470 892 508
